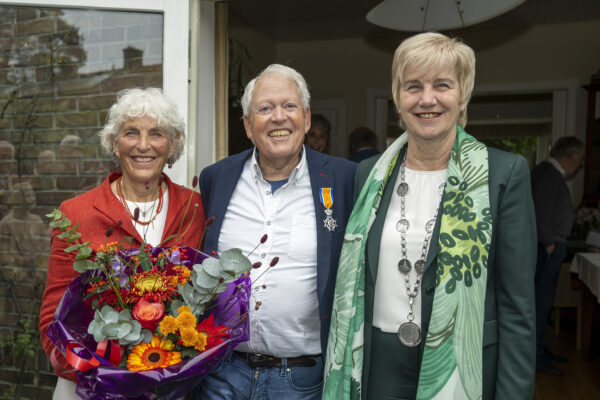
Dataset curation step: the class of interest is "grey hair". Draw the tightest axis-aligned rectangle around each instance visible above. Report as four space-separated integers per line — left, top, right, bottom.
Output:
99 88 185 162
549 136 584 159
240 64 311 117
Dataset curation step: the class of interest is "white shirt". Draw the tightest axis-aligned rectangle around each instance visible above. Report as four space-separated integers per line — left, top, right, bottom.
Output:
217 146 321 357
373 167 446 333
548 157 566 177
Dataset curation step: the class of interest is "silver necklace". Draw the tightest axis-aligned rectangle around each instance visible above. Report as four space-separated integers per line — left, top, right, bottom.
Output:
395 155 444 347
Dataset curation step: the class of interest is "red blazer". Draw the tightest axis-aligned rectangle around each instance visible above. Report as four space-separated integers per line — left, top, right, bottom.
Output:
39 172 205 380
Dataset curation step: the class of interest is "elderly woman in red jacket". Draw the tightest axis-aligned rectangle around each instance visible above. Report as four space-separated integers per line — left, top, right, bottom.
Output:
39 88 205 399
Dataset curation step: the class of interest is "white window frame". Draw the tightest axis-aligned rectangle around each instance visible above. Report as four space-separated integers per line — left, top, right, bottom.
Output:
0 0 192 185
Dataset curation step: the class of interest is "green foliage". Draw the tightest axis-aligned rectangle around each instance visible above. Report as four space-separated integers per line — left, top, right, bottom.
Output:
481 137 538 165
180 248 252 316
87 306 150 346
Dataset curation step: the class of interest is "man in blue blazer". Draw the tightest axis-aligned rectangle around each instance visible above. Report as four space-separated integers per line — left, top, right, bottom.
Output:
191 64 355 400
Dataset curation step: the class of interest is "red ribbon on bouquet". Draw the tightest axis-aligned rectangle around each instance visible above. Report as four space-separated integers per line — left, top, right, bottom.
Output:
65 339 123 372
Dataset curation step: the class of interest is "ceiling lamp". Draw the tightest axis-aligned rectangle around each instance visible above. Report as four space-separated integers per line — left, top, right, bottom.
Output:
366 0 526 32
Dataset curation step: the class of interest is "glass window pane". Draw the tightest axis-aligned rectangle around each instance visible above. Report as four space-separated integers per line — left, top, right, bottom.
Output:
0 6 163 396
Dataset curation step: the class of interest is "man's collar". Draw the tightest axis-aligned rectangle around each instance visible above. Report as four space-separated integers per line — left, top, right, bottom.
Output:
250 145 307 183
547 157 566 177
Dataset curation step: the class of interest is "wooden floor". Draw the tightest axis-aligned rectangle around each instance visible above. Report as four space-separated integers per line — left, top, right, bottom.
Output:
535 309 600 400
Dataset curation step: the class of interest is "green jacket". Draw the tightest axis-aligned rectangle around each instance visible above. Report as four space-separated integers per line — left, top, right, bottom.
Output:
356 147 536 399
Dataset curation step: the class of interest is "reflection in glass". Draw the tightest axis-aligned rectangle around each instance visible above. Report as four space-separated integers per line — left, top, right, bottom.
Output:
0 6 164 397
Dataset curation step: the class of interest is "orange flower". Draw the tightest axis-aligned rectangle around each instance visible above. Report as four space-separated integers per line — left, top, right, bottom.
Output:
176 311 197 330
132 300 164 331
177 305 191 315
194 332 208 352
159 315 177 335
180 328 199 347
127 336 181 372
97 241 119 254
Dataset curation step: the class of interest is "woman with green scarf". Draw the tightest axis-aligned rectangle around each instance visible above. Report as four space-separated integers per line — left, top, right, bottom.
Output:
323 32 536 399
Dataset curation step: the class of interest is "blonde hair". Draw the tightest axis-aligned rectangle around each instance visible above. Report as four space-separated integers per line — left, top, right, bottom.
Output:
391 32 475 128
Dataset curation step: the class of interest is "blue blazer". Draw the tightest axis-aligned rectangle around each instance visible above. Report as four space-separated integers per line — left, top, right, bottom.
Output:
199 147 356 355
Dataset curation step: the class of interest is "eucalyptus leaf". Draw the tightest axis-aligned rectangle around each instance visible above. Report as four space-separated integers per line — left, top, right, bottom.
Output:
99 306 119 324
140 329 153 343
220 248 251 274
102 324 118 338
170 299 184 317
200 258 222 277
115 321 132 339
194 270 219 289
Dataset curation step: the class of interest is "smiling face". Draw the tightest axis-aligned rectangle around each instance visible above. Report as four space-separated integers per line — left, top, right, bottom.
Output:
305 125 328 153
398 65 464 146
113 116 173 186
244 73 310 171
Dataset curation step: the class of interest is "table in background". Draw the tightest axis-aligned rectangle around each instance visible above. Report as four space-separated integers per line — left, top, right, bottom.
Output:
570 252 600 359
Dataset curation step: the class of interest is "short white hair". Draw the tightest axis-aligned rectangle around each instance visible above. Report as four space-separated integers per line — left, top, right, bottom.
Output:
240 64 311 117
99 87 185 162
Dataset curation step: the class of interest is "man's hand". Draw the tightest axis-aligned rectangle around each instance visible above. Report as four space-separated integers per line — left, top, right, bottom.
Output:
545 243 555 256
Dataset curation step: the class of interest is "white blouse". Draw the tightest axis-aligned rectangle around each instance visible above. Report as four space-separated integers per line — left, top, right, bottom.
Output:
373 167 446 333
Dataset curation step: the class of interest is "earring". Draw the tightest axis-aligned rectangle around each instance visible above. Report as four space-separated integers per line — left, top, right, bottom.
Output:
167 156 173 169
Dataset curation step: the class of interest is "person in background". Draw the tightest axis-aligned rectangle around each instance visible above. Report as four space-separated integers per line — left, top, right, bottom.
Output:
348 126 380 163
190 64 355 399
39 88 205 399
324 32 537 399
305 113 331 153
531 136 584 376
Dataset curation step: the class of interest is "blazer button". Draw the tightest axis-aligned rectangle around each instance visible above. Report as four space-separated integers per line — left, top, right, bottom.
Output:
425 286 435 295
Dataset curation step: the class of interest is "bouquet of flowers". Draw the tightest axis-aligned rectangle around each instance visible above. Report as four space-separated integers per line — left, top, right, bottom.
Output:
45 210 258 399
572 205 600 240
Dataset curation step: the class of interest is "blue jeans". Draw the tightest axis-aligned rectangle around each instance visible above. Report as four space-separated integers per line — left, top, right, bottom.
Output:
188 352 323 400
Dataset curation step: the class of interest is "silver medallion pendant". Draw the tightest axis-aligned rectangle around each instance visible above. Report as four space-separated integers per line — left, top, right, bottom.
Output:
396 218 410 232
425 219 436 233
414 259 425 275
398 322 421 347
397 182 409 197
398 258 412 274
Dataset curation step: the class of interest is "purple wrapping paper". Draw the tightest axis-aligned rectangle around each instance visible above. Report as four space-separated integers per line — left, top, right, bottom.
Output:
47 247 250 400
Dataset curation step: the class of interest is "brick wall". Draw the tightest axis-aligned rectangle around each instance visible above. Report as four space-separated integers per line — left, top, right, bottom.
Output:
0 6 163 398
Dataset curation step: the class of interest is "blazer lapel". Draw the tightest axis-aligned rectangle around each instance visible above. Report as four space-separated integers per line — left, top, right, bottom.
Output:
306 149 334 304
366 148 403 285
203 150 251 253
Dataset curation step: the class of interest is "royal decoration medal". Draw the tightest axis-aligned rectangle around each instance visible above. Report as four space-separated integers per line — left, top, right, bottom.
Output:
320 187 337 232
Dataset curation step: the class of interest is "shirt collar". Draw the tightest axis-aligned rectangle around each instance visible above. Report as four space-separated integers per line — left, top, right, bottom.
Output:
250 145 307 184
547 157 566 177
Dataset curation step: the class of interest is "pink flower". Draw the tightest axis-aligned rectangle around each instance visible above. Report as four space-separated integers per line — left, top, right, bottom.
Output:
132 300 165 331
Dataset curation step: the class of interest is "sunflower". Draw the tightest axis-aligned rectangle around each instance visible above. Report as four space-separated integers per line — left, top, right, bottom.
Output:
158 315 177 335
127 336 182 372
180 327 199 347
176 311 197 330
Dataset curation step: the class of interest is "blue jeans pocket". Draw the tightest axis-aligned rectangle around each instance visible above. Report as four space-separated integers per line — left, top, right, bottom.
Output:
286 356 324 392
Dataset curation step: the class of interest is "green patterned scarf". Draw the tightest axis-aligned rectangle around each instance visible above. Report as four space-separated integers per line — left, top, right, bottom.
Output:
323 126 492 400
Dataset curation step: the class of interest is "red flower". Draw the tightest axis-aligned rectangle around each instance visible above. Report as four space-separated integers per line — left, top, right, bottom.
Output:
196 314 230 349
132 300 165 331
